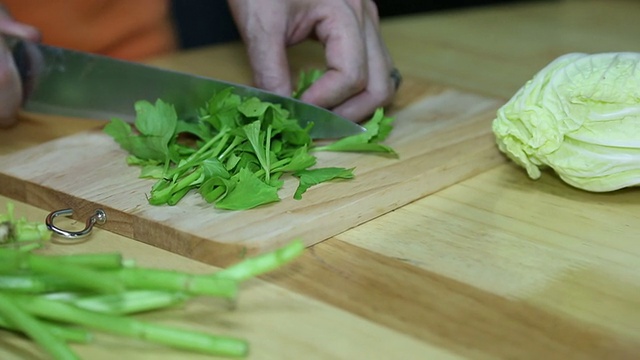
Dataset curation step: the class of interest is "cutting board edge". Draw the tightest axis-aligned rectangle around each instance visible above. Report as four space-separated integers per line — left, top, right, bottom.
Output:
0 173 253 266
0 140 506 268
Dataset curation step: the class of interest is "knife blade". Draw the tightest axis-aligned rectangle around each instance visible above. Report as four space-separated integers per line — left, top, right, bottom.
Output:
7 36 365 139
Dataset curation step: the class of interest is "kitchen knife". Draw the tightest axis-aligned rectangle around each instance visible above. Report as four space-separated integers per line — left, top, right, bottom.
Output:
7 36 365 139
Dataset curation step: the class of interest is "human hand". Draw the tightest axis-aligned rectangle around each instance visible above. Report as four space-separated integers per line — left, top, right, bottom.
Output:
227 0 400 122
0 5 39 127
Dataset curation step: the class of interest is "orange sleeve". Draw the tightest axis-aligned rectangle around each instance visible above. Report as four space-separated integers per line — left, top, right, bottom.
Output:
3 0 178 61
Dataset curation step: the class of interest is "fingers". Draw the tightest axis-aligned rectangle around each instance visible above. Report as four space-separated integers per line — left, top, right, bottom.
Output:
298 8 368 109
0 7 40 41
298 0 398 122
329 2 397 121
227 1 292 97
229 0 400 122
0 41 22 127
0 21 39 41
0 8 37 127
245 32 292 97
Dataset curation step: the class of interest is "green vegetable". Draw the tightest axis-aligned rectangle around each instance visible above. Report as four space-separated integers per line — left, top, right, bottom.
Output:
492 52 640 192
103 99 177 162
0 314 92 343
112 267 238 297
104 70 397 209
0 274 76 294
0 249 126 294
69 290 188 316
313 108 397 155
0 293 80 359
215 239 304 281
11 294 249 358
292 68 324 99
214 167 281 210
293 167 355 200
0 202 51 249
0 204 305 359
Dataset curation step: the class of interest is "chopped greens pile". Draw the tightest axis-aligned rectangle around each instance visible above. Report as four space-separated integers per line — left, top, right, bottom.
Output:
0 203 304 359
104 71 396 210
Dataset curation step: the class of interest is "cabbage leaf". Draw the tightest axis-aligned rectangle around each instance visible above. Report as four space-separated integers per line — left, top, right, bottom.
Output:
492 52 640 192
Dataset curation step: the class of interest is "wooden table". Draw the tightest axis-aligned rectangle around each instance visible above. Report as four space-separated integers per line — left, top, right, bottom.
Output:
1 0 639 358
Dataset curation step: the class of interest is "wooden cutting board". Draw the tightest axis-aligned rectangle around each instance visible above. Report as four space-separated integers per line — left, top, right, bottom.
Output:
0 82 506 266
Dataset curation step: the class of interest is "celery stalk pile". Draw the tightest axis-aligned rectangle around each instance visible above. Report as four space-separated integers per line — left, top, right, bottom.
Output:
0 203 304 359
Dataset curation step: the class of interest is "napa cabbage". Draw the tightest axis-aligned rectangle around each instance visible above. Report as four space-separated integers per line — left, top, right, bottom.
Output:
492 52 640 191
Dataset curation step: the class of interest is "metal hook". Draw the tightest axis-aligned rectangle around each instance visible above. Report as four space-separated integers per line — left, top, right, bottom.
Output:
45 208 107 241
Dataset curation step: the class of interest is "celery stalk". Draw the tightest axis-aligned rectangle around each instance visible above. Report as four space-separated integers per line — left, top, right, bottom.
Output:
0 315 92 343
27 253 124 293
0 293 80 360
0 274 79 294
51 253 126 270
13 294 249 357
216 239 304 281
71 290 188 315
0 250 124 293
114 268 238 297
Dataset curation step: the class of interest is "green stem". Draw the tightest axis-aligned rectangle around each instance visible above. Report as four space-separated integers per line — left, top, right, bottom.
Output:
216 239 304 281
28 254 124 294
174 167 204 191
0 293 80 360
0 250 123 293
203 185 226 204
151 177 171 193
217 136 243 162
0 274 79 294
149 167 203 205
14 295 249 358
167 186 193 206
114 268 238 298
0 315 92 343
50 253 125 270
193 131 228 159
265 125 272 183
71 290 188 315
169 131 229 177
268 157 292 173
209 133 232 159
12 222 51 243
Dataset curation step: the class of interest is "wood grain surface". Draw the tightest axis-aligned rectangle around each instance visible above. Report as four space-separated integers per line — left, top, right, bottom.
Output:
0 81 504 265
1 1 639 359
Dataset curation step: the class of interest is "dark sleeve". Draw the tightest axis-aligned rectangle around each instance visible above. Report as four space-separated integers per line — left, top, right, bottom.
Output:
170 1 240 49
373 0 551 17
